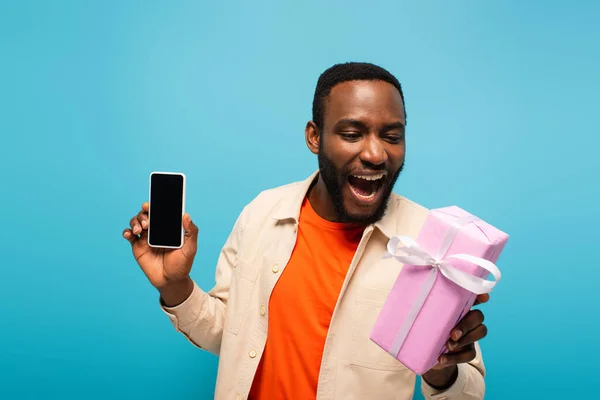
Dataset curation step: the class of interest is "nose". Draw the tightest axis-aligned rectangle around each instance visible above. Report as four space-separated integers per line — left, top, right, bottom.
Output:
359 136 387 167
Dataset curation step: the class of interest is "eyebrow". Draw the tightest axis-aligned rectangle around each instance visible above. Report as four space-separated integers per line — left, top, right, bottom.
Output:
333 118 369 131
382 121 406 131
333 118 405 131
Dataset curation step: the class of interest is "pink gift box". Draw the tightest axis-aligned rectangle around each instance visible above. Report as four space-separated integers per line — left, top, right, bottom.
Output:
369 206 509 375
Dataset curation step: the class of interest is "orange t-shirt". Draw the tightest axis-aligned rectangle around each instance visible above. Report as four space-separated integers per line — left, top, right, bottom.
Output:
248 197 364 400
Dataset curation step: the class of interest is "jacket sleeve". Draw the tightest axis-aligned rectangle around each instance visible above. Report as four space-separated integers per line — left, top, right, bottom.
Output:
420 341 486 400
159 207 247 356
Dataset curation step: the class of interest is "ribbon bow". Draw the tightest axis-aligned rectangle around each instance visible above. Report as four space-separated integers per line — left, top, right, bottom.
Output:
381 215 502 358
383 235 502 295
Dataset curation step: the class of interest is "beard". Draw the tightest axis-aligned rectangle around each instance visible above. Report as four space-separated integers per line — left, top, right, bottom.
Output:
317 147 403 226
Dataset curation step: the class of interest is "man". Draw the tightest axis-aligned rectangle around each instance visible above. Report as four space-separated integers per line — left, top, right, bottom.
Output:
123 62 489 400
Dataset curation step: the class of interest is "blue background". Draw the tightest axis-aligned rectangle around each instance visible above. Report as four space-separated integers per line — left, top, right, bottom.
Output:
1 1 597 399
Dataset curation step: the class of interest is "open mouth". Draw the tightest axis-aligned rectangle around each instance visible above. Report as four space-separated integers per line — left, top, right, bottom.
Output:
347 172 386 202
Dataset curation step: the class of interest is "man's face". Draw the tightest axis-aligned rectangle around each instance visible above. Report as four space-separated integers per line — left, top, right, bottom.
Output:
317 80 406 225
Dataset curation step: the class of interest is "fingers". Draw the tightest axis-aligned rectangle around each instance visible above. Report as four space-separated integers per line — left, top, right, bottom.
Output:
129 216 142 235
473 293 490 306
450 324 487 351
436 300 489 368
137 210 149 230
123 203 149 244
129 210 149 233
439 344 476 366
449 309 484 342
182 213 198 238
180 213 199 262
123 228 137 243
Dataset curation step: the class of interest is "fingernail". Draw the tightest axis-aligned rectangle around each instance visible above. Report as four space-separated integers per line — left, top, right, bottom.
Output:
134 226 140 234
454 330 463 340
439 356 447 365
447 341 457 351
142 220 147 228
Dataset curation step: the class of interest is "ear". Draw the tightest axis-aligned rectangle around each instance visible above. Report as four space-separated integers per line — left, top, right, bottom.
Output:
305 121 320 155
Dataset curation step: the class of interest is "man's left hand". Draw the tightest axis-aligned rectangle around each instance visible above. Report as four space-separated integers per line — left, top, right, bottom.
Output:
421 293 490 389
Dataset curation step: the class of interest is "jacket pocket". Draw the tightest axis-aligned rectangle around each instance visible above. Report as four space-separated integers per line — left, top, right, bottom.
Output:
351 287 408 371
223 258 258 335
336 360 415 400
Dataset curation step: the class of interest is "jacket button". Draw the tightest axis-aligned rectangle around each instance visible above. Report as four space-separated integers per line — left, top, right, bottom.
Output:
249 349 257 358
272 264 280 273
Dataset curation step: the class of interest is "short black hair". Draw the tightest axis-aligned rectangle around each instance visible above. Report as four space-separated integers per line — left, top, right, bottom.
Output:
312 62 406 131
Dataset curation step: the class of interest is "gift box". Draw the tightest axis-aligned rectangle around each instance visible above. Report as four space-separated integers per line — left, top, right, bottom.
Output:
369 206 508 375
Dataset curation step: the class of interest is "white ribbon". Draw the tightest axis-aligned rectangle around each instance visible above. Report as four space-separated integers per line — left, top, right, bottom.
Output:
382 215 502 358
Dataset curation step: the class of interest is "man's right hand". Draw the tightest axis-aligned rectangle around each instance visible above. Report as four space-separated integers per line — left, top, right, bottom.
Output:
123 202 199 306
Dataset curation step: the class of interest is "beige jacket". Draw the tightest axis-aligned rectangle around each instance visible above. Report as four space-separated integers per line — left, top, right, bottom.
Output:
161 171 486 400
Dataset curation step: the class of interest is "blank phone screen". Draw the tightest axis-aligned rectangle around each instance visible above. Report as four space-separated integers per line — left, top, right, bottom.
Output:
148 173 184 247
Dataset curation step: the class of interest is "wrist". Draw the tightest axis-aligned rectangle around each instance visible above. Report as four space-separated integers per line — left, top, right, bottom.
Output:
158 276 194 307
422 365 458 390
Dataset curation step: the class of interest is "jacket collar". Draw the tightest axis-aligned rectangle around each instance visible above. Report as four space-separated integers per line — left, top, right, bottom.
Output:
272 170 398 239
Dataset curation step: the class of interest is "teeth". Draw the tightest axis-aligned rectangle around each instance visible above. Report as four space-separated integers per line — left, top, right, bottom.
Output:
352 173 385 181
349 185 377 200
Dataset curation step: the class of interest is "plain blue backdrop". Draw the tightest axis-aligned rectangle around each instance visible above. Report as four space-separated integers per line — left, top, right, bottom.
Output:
1 1 598 399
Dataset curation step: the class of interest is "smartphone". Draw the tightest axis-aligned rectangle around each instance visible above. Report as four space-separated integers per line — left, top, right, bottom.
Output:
147 171 186 249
